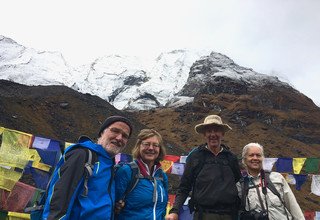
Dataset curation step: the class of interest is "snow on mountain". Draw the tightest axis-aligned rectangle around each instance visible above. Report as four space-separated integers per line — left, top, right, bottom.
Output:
0 35 288 110
0 36 75 87
179 52 288 97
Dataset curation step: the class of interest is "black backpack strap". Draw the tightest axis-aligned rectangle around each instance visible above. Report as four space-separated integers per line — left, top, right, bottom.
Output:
265 171 281 199
265 171 290 220
120 161 141 201
240 176 249 211
82 149 97 197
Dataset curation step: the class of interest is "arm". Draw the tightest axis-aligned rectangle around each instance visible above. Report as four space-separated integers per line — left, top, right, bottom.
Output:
281 176 305 220
48 148 87 220
168 155 195 215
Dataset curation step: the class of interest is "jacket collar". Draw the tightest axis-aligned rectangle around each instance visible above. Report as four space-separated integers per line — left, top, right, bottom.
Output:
136 158 161 177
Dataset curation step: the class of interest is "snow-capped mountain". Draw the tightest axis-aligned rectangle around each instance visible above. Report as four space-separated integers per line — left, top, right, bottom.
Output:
0 35 290 110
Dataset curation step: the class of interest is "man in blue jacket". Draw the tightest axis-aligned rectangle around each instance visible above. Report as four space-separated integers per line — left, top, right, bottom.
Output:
42 116 133 220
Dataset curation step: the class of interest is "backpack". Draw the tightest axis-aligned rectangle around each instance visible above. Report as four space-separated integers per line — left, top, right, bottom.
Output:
114 161 166 205
114 161 141 201
25 147 97 220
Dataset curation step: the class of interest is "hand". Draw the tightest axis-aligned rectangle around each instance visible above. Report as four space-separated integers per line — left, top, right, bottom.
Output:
115 200 125 214
166 213 178 220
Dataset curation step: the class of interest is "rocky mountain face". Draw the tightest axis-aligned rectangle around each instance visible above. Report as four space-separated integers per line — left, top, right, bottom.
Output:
1 35 320 211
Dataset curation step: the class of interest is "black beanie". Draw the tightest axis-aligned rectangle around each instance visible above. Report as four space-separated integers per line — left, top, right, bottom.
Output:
98 116 133 137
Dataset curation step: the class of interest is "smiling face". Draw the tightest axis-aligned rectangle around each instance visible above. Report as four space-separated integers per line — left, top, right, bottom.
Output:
139 136 160 167
97 121 130 157
203 125 225 153
243 145 264 176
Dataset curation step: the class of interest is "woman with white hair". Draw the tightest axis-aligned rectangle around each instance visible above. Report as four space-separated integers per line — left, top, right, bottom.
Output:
238 143 305 220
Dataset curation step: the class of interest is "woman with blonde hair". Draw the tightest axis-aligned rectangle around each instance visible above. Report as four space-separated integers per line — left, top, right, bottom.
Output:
238 143 304 220
115 129 168 220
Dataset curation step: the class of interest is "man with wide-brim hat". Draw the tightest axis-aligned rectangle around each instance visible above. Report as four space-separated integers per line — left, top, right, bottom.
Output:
167 115 241 220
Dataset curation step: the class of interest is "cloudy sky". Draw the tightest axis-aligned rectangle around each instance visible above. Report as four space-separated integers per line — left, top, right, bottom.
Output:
2 0 320 106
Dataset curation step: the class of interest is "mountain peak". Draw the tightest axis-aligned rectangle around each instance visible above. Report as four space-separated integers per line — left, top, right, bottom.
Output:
0 36 303 111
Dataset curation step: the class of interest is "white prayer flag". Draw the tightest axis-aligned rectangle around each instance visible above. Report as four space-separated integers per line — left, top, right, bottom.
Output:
311 175 320 196
263 158 278 171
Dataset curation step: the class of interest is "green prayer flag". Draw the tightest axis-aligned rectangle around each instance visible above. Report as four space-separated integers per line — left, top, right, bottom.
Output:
304 158 320 173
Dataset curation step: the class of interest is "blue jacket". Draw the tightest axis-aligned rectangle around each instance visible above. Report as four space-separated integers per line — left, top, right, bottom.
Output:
115 160 168 220
42 137 115 220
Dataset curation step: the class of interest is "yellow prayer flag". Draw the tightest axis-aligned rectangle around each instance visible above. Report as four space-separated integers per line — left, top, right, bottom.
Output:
0 166 22 182
32 161 51 172
28 149 42 162
0 129 33 169
0 176 17 191
293 158 307 174
0 151 29 169
160 160 174 173
0 126 4 135
8 212 30 220
166 202 173 216
1 128 33 151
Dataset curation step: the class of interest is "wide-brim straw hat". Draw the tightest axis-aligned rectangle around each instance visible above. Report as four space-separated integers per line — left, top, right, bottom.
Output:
195 115 232 134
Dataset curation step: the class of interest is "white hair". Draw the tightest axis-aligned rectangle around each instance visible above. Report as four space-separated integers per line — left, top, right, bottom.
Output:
241 142 265 166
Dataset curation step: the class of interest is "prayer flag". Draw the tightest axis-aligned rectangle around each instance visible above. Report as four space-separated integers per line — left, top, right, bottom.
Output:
171 163 185 176
293 174 307 190
275 158 293 173
115 153 133 164
164 155 180 163
304 211 315 220
180 156 188 164
179 205 193 220
304 158 320 174
311 175 320 196
316 211 320 220
3 181 36 212
293 158 307 174
263 158 278 171
0 129 32 169
161 160 174 173
285 174 296 185
32 136 51 150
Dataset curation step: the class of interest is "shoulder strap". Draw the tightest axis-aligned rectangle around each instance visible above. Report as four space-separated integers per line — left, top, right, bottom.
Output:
192 148 206 180
265 172 281 199
121 161 140 201
265 171 290 220
82 148 97 197
240 176 249 210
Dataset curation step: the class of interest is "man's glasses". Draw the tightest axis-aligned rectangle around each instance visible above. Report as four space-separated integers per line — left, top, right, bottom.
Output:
108 127 129 140
141 142 160 148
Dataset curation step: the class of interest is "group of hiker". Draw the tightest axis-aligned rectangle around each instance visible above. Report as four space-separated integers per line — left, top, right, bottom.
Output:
39 114 305 220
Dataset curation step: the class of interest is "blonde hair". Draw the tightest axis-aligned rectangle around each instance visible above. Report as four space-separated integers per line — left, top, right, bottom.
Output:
132 129 166 162
241 142 264 167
